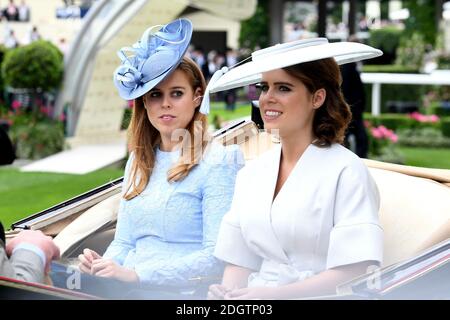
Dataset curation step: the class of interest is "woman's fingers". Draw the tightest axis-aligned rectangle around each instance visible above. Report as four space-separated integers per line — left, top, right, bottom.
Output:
78 254 91 267
78 263 91 274
209 285 226 297
82 248 94 263
90 249 102 260
208 284 232 300
91 259 113 275
95 268 113 278
78 254 93 274
225 288 248 300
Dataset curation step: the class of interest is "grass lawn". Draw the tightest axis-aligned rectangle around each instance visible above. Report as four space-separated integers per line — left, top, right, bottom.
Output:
0 167 124 229
397 146 450 169
209 102 252 124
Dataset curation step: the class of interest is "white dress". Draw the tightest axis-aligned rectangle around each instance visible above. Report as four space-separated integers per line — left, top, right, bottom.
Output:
214 143 383 287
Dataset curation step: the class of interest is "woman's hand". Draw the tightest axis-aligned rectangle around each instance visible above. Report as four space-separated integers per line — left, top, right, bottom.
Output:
224 287 280 300
78 248 101 274
207 284 232 300
90 258 139 283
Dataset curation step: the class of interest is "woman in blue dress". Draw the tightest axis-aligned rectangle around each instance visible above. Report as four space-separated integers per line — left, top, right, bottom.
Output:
73 18 243 298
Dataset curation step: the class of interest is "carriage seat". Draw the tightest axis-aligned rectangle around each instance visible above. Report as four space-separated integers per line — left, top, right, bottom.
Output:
54 122 450 268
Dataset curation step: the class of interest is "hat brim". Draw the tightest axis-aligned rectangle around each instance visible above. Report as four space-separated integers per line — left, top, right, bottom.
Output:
209 41 382 93
116 19 193 100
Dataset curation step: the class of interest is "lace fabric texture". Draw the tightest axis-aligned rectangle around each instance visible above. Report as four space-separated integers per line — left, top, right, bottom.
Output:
103 143 244 286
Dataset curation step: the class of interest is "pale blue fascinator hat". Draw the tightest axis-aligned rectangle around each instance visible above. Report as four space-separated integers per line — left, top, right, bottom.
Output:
113 18 193 100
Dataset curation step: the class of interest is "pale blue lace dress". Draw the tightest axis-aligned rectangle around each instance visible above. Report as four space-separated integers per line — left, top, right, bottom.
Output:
103 142 244 286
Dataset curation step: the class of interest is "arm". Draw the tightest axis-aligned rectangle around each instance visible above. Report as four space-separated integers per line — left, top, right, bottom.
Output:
100 205 135 265
222 263 254 289
79 155 136 278
1 229 60 284
1 242 45 283
226 261 377 299
101 153 136 264
208 263 253 299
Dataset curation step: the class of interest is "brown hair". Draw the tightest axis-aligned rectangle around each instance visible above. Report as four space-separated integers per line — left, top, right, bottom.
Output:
124 57 208 200
283 58 351 147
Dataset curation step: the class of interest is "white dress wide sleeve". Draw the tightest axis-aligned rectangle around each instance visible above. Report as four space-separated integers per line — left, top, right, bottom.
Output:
214 170 263 271
326 158 383 269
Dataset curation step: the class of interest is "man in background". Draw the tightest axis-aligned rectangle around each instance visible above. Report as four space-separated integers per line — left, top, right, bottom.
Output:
341 35 369 158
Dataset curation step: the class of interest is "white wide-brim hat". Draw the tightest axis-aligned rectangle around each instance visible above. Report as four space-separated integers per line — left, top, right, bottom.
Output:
209 38 382 93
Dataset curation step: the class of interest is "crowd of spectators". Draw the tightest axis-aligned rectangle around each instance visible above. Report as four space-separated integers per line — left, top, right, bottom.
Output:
188 46 240 111
1 0 29 22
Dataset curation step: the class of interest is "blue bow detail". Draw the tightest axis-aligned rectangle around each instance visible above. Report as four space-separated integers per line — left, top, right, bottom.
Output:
113 19 190 98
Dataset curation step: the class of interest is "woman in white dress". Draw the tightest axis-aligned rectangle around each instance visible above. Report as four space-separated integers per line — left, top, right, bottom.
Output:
207 39 384 299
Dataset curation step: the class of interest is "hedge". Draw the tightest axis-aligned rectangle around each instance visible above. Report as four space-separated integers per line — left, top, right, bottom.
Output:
363 113 443 132
362 65 419 74
442 117 450 137
361 64 428 114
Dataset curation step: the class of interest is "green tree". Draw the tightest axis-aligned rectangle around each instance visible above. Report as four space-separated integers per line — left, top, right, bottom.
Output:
2 40 63 91
403 0 437 46
239 0 269 50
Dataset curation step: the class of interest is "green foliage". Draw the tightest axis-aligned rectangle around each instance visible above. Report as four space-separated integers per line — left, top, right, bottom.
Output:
364 83 427 114
0 45 9 96
395 32 426 70
441 117 450 137
437 54 450 69
362 64 419 74
365 120 404 164
397 127 450 148
368 27 403 63
239 0 269 50
403 0 437 46
370 144 405 164
362 63 428 114
9 117 65 159
364 113 414 130
2 40 63 91
431 105 450 117
121 107 132 130
0 105 65 159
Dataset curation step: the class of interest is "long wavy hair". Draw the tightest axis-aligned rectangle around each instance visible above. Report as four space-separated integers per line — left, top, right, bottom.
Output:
124 57 208 200
283 58 352 147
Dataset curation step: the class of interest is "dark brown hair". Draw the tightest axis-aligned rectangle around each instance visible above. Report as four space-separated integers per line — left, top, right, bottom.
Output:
124 57 208 200
283 58 351 147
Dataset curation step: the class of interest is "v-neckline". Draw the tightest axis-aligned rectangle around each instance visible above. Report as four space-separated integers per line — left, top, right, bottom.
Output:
271 143 314 206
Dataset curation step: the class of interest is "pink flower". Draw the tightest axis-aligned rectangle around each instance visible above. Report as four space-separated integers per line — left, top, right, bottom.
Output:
409 112 440 123
429 114 439 122
127 100 134 108
59 113 66 121
389 133 398 143
378 125 390 137
11 100 21 110
371 127 383 139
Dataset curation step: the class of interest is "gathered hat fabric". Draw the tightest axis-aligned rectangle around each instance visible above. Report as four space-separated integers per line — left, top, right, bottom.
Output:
207 37 383 95
113 18 193 100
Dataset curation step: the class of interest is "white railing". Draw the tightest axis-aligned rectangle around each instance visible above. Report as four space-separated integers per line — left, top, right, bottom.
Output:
361 71 450 116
